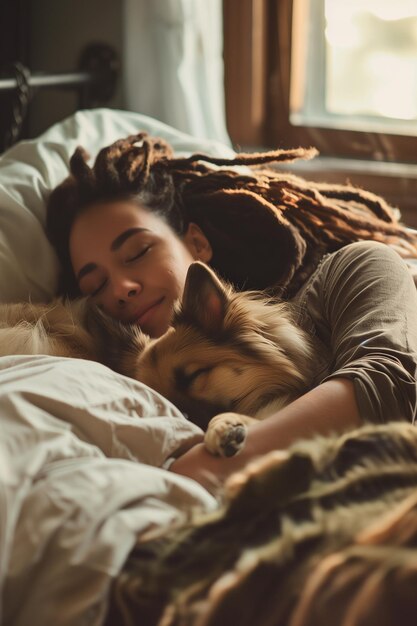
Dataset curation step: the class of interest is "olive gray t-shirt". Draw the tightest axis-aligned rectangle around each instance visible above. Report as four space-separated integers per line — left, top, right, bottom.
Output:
292 240 417 424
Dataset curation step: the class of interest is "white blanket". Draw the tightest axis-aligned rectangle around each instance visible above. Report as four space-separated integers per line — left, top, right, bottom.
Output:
0 355 217 626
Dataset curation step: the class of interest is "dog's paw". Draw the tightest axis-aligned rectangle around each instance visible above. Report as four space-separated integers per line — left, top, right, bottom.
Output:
205 412 256 457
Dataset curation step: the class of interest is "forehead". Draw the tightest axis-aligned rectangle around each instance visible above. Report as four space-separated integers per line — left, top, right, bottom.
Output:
69 200 170 257
69 200 172 271
73 200 165 236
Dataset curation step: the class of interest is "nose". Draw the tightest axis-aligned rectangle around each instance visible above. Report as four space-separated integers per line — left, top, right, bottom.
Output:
118 289 137 306
112 275 142 307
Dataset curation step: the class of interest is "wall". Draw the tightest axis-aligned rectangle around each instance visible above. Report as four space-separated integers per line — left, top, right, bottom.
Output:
28 0 123 137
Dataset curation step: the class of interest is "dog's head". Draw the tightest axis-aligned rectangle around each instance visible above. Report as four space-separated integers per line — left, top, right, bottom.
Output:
89 262 313 430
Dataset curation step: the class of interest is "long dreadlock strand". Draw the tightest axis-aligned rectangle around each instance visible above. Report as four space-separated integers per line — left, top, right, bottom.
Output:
117 146 144 187
165 151 417 256
168 146 319 169
69 147 95 194
314 183 397 223
131 138 151 189
94 136 137 192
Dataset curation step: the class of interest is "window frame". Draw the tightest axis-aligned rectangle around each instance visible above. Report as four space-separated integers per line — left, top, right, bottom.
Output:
223 0 417 226
288 0 417 161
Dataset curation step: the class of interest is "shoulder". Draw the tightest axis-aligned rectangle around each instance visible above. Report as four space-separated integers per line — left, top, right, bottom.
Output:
327 240 405 266
292 240 414 310
320 241 409 284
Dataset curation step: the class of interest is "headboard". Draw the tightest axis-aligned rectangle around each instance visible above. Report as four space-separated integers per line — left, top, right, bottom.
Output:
0 43 119 153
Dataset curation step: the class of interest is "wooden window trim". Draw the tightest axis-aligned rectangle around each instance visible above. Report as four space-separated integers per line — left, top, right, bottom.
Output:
223 0 417 227
223 0 268 147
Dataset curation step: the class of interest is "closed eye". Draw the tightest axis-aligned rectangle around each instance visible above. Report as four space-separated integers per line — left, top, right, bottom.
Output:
127 245 151 263
90 279 108 297
175 366 213 392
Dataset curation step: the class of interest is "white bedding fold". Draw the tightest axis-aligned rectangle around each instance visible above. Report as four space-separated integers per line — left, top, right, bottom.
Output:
0 355 216 626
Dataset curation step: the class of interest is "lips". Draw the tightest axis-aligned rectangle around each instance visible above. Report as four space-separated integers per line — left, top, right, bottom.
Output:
130 297 165 327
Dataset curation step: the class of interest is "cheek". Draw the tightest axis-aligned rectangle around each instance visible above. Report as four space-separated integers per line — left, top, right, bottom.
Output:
95 295 117 319
164 253 194 294
165 268 188 298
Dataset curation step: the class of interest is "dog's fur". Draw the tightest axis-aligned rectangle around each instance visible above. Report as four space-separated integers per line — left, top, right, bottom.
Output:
93 262 315 456
0 263 314 456
0 299 100 360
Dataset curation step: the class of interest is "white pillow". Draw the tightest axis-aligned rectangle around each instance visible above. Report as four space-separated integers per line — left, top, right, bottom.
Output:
0 108 236 302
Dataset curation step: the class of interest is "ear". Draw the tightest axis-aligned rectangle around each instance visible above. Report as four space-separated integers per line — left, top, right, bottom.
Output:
178 262 228 334
182 222 213 263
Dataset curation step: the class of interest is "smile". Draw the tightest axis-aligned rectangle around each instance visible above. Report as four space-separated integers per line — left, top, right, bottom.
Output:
132 297 165 327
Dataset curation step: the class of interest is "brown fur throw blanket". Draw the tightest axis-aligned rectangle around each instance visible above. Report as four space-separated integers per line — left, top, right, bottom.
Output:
104 421 417 626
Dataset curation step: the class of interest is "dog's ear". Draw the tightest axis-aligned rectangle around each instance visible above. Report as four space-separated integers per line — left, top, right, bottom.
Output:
177 261 229 334
85 303 150 376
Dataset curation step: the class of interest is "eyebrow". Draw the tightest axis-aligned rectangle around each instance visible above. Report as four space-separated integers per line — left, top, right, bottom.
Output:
76 227 149 282
110 227 148 251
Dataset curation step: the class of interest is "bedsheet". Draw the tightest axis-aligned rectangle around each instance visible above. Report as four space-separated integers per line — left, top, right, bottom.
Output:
0 355 217 626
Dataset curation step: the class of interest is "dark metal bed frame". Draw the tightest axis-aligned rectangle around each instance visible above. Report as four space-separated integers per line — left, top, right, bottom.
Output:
0 42 119 151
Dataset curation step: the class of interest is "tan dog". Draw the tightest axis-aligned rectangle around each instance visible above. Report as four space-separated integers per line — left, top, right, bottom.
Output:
0 299 99 360
94 262 315 456
0 263 314 457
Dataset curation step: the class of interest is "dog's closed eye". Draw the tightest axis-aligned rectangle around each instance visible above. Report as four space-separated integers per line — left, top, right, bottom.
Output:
175 366 213 392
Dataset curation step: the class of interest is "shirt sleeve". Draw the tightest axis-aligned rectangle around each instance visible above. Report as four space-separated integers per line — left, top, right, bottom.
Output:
318 241 417 424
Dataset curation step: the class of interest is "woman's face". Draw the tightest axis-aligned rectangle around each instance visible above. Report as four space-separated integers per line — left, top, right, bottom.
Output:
69 200 212 337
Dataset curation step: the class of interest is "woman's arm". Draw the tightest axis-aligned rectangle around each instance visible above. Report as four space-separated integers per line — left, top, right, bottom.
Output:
315 241 417 423
170 377 361 490
171 242 417 491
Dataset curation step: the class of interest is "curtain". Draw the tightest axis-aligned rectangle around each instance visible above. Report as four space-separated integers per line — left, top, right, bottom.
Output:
122 0 231 145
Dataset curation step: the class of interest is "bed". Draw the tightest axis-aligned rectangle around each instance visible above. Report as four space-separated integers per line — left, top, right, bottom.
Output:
0 107 236 626
2 106 417 626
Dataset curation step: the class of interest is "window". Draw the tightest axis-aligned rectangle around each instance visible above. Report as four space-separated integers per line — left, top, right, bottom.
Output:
291 0 417 152
223 0 417 226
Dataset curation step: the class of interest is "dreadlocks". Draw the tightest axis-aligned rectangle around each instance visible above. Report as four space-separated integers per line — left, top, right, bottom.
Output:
46 132 417 298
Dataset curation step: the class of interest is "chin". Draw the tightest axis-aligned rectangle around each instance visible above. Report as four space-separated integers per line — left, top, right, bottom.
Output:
142 313 171 339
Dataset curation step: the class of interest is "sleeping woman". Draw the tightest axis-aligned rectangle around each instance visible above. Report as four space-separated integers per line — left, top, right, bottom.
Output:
45 132 417 490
